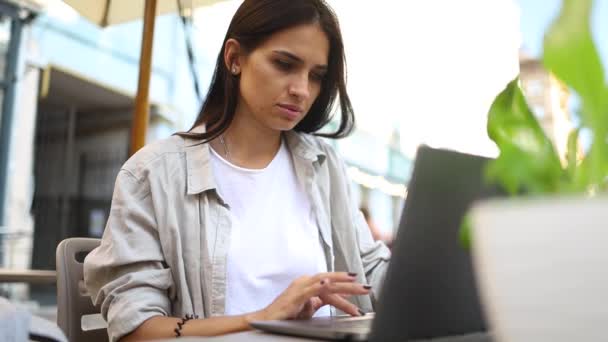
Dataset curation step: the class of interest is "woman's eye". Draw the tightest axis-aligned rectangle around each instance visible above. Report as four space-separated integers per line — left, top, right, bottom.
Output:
274 60 292 70
310 72 325 82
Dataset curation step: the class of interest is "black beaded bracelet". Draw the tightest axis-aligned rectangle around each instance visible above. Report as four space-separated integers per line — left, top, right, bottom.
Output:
174 314 199 337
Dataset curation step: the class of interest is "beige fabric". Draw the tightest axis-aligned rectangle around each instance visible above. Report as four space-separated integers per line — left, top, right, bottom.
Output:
84 127 391 342
62 0 229 27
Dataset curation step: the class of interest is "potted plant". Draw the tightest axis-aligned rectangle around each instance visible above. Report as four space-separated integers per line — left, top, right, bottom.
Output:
465 0 608 339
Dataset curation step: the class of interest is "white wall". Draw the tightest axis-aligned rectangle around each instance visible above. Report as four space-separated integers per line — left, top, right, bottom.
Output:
2 24 40 299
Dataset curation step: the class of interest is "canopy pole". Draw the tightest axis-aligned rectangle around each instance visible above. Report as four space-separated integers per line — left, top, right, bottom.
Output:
130 0 157 156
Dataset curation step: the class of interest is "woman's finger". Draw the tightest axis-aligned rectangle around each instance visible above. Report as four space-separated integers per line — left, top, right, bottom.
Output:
320 282 371 297
297 297 326 319
336 293 353 299
296 298 317 319
308 272 357 286
319 293 363 317
299 278 329 302
303 278 370 302
311 297 326 312
299 282 367 309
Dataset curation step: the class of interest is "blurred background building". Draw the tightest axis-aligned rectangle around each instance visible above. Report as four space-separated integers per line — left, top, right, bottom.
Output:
519 51 573 163
0 0 206 304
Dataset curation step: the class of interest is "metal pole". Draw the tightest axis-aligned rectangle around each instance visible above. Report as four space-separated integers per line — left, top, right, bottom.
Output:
129 0 157 156
0 12 25 266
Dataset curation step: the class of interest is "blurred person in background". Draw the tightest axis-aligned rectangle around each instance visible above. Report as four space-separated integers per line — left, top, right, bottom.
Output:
360 206 393 248
83 0 390 341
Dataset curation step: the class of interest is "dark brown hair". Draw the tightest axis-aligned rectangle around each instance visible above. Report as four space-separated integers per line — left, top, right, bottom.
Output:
177 0 354 142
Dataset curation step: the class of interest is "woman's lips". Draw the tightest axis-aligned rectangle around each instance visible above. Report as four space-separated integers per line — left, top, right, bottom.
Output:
277 104 303 120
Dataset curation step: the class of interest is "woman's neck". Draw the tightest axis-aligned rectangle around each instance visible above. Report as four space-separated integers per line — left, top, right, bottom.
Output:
212 111 283 169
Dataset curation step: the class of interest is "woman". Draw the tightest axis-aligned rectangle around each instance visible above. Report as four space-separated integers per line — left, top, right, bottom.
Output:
84 0 391 341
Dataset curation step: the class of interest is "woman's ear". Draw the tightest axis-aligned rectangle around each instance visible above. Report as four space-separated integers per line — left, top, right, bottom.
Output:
224 38 242 75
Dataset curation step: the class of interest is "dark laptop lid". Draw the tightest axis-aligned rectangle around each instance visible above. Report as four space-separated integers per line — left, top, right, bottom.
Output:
370 145 503 341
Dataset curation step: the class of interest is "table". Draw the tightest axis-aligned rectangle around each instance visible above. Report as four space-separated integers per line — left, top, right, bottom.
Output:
0 268 56 284
159 330 492 342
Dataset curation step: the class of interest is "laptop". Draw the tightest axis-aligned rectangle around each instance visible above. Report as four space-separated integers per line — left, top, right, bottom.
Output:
251 145 503 341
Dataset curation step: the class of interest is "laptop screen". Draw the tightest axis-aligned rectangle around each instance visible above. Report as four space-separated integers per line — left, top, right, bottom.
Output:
370 145 504 341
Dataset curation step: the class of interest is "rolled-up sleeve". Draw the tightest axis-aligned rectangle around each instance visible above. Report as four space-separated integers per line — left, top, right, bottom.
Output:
84 170 173 342
331 146 391 306
353 208 391 304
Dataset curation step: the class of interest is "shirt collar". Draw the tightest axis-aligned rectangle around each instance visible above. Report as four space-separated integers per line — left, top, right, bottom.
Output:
284 130 326 165
182 125 327 195
183 125 216 195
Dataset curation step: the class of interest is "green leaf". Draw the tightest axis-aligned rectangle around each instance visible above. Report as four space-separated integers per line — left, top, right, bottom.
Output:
543 0 608 187
543 0 607 126
565 127 587 192
459 214 472 250
566 128 578 172
486 78 564 194
463 0 608 251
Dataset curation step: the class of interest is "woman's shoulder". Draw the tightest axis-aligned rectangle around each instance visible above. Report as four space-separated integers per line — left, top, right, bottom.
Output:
121 134 189 180
290 132 347 176
292 132 340 159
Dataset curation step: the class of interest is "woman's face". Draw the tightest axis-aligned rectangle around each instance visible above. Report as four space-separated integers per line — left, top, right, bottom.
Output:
233 23 330 132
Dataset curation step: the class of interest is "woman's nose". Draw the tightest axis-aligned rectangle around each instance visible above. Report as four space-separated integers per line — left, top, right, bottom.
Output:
288 74 311 100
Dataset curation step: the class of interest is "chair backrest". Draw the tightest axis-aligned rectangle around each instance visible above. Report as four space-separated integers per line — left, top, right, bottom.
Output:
56 238 108 342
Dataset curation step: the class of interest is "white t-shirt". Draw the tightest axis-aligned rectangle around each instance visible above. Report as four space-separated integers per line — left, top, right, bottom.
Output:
210 138 330 317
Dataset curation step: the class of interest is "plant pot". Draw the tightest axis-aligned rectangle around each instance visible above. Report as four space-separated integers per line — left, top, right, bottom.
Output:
471 196 608 342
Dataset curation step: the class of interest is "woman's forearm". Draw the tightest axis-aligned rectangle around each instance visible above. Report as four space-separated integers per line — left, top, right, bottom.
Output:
120 310 266 341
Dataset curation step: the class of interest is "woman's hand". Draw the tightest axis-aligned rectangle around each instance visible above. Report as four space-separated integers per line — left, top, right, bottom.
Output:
124 272 371 340
251 272 371 322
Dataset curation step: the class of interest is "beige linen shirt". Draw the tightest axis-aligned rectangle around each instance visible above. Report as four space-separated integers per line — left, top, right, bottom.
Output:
84 127 391 342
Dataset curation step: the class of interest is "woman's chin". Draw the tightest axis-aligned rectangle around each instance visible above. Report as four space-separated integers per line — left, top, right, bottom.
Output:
267 120 300 132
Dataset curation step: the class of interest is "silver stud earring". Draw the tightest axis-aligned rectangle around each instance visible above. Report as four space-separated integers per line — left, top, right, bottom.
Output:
232 66 238 74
